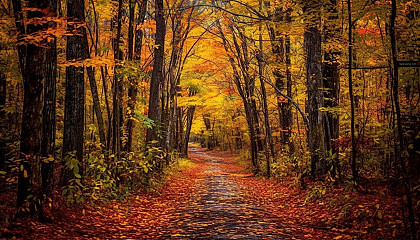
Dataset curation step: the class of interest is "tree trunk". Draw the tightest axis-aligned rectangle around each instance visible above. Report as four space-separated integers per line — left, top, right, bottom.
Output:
347 0 358 182
111 0 123 159
284 8 294 155
124 0 144 152
41 0 57 206
390 0 417 238
244 102 259 172
17 0 49 208
87 67 106 146
305 25 327 177
258 0 275 174
257 50 274 177
268 5 292 147
182 106 195 156
0 52 6 171
163 3 195 157
61 0 88 185
101 66 112 151
135 0 148 59
323 0 340 181
125 83 136 152
12 0 25 75
146 0 166 145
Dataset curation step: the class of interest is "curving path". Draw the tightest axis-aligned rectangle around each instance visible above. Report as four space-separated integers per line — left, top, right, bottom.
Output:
162 148 291 239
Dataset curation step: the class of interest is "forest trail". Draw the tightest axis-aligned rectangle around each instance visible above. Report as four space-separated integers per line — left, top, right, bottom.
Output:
163 148 290 239
3 148 400 239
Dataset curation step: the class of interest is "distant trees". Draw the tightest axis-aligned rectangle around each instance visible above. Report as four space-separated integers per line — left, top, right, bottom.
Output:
216 21 264 173
204 1 418 237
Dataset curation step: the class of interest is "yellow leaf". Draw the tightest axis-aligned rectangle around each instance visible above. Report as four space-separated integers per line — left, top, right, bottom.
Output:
377 211 383 220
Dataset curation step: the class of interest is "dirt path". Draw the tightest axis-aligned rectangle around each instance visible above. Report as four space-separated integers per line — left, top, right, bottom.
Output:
162 148 291 239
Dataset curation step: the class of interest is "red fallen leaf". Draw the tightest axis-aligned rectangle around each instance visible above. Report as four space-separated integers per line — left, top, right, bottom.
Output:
41 7 50 15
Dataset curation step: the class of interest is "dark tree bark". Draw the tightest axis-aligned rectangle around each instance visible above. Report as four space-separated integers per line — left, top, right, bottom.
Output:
135 0 148 59
163 18 182 155
124 0 136 152
12 0 25 75
181 106 195 157
257 0 274 178
234 31 263 172
146 0 166 145
16 0 49 208
323 55 340 179
245 101 261 172
284 9 294 154
41 0 58 204
101 66 112 151
202 114 215 149
267 4 292 148
61 0 88 185
322 0 341 181
87 67 106 146
305 23 327 177
390 0 417 238
111 0 123 158
0 50 6 172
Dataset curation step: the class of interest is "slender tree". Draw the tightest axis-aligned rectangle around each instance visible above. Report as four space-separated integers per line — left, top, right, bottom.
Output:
124 0 137 152
348 0 358 181
257 0 274 177
0 50 6 172
111 0 123 158
87 67 106 147
85 0 106 148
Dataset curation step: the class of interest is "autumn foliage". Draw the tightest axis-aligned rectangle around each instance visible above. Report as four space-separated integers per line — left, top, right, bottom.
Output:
0 0 419 239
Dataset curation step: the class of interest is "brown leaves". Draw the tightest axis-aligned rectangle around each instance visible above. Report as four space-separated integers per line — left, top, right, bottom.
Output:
235 172 407 239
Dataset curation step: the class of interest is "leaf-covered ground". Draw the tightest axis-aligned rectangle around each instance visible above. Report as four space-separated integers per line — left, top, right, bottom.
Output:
1 148 407 239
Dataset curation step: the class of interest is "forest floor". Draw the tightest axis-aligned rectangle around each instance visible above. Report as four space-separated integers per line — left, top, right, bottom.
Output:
1 148 407 239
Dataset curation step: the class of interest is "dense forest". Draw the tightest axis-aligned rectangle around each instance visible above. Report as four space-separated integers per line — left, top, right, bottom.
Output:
0 0 419 239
